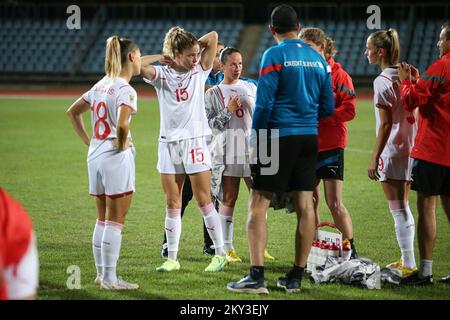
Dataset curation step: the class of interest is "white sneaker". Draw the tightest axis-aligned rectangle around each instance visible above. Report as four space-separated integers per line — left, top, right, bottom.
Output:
100 277 139 290
94 274 103 285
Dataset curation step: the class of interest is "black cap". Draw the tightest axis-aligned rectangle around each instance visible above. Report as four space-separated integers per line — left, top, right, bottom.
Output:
270 4 298 30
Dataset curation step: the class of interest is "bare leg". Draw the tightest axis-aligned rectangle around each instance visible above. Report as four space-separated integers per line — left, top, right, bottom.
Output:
323 179 353 239
292 191 315 267
247 189 272 266
440 195 450 224
417 193 437 261
313 179 321 227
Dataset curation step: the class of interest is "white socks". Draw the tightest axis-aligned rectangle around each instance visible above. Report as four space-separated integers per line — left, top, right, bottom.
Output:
420 259 433 277
219 205 234 252
165 208 182 261
200 203 225 256
388 200 416 269
101 220 123 283
92 220 105 276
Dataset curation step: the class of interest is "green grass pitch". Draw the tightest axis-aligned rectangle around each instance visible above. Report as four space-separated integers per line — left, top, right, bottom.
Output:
0 96 449 300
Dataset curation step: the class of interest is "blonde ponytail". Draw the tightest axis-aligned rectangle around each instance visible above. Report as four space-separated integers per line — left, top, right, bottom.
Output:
368 28 400 66
324 36 338 59
163 26 198 58
105 36 122 78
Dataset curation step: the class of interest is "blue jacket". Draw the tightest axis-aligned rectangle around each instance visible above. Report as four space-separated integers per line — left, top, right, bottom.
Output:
253 38 334 137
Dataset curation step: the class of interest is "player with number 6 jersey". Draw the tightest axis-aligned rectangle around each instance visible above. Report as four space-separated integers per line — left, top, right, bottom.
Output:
141 26 228 273
67 35 141 290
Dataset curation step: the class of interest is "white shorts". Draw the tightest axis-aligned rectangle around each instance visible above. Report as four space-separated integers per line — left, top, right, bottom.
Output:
378 155 413 181
157 136 211 174
5 233 39 299
88 147 136 197
223 163 251 177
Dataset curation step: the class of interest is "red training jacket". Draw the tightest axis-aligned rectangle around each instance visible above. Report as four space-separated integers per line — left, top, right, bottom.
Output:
400 52 450 167
318 57 357 152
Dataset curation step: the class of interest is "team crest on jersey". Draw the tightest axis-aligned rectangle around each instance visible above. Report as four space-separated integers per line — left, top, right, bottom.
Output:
178 83 183 87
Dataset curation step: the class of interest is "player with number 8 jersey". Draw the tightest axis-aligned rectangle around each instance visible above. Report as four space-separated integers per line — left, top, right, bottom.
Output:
67 35 141 290
141 26 228 273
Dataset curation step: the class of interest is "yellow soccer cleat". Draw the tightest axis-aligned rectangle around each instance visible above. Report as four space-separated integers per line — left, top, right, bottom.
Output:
156 258 180 272
226 249 242 263
264 249 275 261
386 259 417 278
205 255 228 272
386 260 402 269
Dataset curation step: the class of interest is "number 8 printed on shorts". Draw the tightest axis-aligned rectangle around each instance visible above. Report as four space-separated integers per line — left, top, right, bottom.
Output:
93 101 111 140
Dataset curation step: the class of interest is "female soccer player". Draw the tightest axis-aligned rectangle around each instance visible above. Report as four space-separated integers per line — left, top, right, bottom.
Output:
205 47 257 263
141 27 228 272
299 28 358 257
365 29 418 278
67 36 141 290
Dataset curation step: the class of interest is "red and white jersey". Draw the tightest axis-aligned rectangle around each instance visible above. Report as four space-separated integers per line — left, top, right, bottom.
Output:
373 68 417 158
0 188 33 301
82 76 137 159
217 80 256 132
144 63 212 142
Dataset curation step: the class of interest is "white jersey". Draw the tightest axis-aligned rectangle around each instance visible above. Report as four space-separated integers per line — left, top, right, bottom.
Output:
373 68 417 159
82 76 137 159
217 80 256 132
205 80 257 168
144 63 212 142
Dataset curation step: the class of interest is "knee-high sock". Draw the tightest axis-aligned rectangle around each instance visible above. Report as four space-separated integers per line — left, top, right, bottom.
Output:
165 208 181 261
101 221 123 283
219 204 234 252
200 203 225 256
92 220 105 276
388 200 416 269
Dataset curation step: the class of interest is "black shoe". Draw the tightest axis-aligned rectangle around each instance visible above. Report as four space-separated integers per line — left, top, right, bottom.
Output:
202 244 215 256
401 271 434 286
277 273 302 293
161 243 168 259
350 243 358 259
439 275 450 284
227 275 269 295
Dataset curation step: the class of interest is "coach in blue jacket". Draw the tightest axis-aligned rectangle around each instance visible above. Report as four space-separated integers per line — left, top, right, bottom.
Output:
227 4 334 294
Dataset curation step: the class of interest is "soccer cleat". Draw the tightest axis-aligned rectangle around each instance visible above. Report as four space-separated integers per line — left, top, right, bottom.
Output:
401 271 434 286
94 274 103 285
264 249 275 261
100 277 139 290
439 275 450 284
277 276 302 293
227 275 269 295
386 260 418 278
205 255 228 272
203 244 215 256
386 260 402 269
226 249 242 263
161 243 168 259
156 258 180 272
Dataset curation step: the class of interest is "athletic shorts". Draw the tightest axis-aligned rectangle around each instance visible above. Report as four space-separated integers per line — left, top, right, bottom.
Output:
157 136 211 174
223 163 251 177
5 233 39 299
411 159 450 196
316 148 344 180
251 135 317 192
378 155 413 182
88 147 136 197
